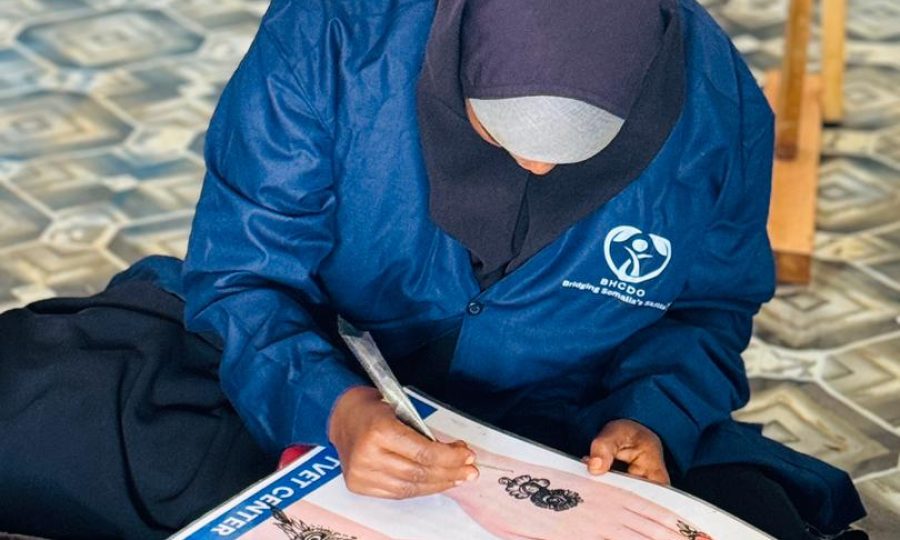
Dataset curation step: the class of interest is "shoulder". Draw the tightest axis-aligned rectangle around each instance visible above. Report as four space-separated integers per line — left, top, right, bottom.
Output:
672 2 774 205
258 0 434 64
252 0 434 123
678 0 771 125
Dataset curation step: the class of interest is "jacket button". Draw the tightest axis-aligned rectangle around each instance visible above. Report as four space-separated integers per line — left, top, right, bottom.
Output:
466 301 483 316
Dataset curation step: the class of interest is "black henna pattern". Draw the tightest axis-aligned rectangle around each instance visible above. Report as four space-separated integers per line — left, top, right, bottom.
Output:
498 474 583 512
677 519 712 540
268 503 358 540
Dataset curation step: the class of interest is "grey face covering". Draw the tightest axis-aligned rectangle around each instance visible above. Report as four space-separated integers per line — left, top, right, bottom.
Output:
469 95 625 164
417 0 685 288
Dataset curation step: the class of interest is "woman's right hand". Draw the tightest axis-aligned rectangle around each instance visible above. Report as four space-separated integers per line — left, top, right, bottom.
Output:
328 386 479 499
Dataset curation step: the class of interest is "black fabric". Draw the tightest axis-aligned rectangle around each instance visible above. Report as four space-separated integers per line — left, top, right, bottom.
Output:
673 464 869 540
0 282 274 540
417 0 686 289
391 326 461 399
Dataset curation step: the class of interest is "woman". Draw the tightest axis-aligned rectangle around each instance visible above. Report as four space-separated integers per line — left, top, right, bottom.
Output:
0 0 867 539
173 0 865 538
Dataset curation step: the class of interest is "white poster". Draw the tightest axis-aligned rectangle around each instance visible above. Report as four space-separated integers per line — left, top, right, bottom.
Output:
173 390 772 540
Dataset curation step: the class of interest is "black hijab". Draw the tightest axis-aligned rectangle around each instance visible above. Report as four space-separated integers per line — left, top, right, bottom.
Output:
416 0 686 289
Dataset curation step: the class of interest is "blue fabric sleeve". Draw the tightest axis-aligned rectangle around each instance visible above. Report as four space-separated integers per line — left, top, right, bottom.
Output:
182 26 367 455
573 73 776 475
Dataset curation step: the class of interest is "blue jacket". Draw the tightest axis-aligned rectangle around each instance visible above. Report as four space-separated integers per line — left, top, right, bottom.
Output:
127 0 865 532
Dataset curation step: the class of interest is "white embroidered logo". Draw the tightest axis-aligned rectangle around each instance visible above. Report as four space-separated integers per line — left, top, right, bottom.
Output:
603 225 672 284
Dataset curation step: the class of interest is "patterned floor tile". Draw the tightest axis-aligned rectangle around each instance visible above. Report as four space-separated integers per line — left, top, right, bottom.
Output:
817 158 900 233
755 261 900 350
824 335 900 429
839 67 900 129
168 0 267 30
720 0 787 33
17 9 203 69
0 184 49 247
856 470 900 540
846 0 900 41
0 91 132 160
0 242 121 312
0 49 45 97
108 214 194 262
742 338 821 381
736 381 900 477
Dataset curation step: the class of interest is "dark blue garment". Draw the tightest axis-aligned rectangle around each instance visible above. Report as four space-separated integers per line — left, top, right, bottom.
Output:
130 0 866 533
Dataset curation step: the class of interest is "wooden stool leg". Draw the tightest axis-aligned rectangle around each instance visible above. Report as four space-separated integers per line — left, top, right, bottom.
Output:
822 0 847 123
776 0 814 160
765 72 822 284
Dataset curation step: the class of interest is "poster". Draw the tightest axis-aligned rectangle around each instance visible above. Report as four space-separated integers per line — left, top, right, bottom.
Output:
173 391 773 540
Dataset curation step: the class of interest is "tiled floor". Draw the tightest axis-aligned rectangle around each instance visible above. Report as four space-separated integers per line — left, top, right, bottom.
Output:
0 0 897 537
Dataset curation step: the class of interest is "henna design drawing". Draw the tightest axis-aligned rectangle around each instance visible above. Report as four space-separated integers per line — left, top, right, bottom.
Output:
677 520 712 540
498 474 583 512
268 503 358 540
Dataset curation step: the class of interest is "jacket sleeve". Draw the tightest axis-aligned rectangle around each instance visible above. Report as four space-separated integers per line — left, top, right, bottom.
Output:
182 26 367 455
572 77 776 475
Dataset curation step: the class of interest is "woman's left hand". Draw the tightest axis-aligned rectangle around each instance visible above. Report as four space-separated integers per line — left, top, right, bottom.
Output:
586 419 671 485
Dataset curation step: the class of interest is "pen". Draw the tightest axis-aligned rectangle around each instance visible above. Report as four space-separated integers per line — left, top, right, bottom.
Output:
337 318 513 475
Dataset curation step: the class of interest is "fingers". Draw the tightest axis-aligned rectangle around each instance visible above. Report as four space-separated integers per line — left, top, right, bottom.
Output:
613 440 669 485
587 420 670 485
625 451 670 485
377 450 477 486
605 527 653 540
622 521 684 540
619 492 694 540
342 415 478 499
621 506 686 540
372 464 476 499
363 473 463 500
344 447 476 499
384 421 476 469
587 435 617 475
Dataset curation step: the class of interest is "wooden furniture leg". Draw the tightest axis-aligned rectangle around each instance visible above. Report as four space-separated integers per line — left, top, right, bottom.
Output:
764 0 823 284
775 0 814 160
765 72 823 285
822 0 847 123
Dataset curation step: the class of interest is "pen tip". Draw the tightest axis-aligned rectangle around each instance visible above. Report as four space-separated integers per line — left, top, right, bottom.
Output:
337 316 361 337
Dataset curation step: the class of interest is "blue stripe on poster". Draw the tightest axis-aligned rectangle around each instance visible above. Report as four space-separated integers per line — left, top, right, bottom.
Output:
412 393 437 418
177 394 438 540
181 447 343 540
